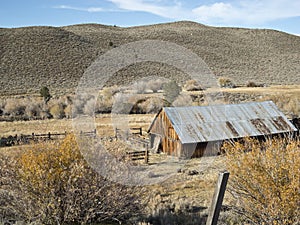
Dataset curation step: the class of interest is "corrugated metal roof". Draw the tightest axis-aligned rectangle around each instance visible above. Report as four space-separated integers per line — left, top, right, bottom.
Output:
162 101 297 144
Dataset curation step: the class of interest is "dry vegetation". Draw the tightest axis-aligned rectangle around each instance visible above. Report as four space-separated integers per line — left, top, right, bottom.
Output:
1 82 299 127
0 134 143 224
1 20 300 225
1 21 300 96
224 137 300 225
1 133 299 224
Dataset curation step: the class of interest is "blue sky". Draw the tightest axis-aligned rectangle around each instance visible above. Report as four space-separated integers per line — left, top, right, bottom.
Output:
1 0 300 35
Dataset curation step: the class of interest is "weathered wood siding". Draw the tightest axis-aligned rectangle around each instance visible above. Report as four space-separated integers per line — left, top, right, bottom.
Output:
182 141 221 158
149 110 182 156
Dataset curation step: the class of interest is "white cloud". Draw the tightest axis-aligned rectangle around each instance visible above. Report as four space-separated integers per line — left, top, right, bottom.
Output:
106 0 300 26
107 0 186 19
55 0 300 30
55 5 104 13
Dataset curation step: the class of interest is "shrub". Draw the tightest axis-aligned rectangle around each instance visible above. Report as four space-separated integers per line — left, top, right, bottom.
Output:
0 135 143 224
173 94 193 107
94 87 118 113
3 98 26 117
0 99 5 116
64 104 72 119
163 80 181 105
112 93 134 114
246 81 259 87
83 97 95 116
40 86 52 104
148 78 167 93
218 77 235 88
138 97 164 114
25 100 43 119
183 79 203 91
224 137 300 225
49 103 65 119
132 80 149 94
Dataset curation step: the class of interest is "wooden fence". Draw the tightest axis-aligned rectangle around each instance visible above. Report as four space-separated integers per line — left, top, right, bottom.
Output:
1 128 151 163
126 149 149 164
0 130 96 147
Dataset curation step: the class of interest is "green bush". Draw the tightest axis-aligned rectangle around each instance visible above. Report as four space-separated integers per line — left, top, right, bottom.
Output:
40 86 52 103
163 80 181 105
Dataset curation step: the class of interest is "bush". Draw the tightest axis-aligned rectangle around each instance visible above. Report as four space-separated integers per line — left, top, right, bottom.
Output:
83 97 95 116
173 94 193 107
25 100 43 119
183 79 203 91
246 81 259 87
224 137 300 225
163 80 181 105
0 99 5 116
3 98 26 117
49 103 65 119
138 97 164 114
64 104 72 119
218 77 235 88
0 134 143 224
40 86 52 104
148 78 166 93
132 80 149 94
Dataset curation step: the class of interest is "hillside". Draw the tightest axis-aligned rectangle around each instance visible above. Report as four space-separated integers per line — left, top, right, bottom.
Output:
1 21 300 96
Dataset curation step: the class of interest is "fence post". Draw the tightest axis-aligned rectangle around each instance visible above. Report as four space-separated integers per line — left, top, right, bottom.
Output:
114 128 118 139
48 132 51 140
32 133 35 141
206 171 230 225
145 148 149 164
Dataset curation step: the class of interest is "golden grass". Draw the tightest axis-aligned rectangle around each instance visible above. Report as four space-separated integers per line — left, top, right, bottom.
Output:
0 114 156 137
207 85 300 95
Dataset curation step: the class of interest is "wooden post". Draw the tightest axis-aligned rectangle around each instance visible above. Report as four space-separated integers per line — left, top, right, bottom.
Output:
145 149 149 164
48 132 51 140
114 128 118 139
32 133 35 141
206 171 229 225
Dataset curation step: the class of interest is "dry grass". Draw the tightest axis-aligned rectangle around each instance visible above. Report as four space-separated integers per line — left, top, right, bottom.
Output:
196 85 300 117
0 114 155 137
1 84 299 137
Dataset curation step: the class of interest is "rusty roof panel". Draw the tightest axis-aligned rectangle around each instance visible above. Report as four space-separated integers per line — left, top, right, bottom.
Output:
163 101 297 143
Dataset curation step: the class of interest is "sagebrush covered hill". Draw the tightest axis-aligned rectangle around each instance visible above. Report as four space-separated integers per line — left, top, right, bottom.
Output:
1 21 300 95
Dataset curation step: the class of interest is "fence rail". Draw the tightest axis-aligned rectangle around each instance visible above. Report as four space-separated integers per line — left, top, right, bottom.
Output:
126 149 149 164
0 130 95 147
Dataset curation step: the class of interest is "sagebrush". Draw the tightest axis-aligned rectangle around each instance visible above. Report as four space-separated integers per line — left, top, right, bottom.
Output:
224 137 300 225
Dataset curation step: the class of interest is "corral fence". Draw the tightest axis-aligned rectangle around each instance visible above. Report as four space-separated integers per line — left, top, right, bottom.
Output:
126 149 149 164
1 127 151 163
0 130 96 147
126 137 149 163
0 132 67 147
114 127 150 163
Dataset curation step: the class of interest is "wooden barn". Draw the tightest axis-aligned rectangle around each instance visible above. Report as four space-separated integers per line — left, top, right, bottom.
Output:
148 101 297 158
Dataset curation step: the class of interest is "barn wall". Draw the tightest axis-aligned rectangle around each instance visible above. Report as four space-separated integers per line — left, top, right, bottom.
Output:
181 141 221 158
149 110 182 156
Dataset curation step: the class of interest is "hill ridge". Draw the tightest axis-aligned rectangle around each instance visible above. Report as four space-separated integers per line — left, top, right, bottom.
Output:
0 21 299 96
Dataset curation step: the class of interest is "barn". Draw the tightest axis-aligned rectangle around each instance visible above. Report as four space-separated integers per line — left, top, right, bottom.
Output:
148 101 297 158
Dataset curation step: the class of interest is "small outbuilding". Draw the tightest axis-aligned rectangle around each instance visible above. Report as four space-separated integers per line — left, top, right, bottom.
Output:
148 101 297 158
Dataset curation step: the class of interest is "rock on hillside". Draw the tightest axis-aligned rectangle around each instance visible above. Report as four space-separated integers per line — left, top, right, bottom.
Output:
1 21 300 96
